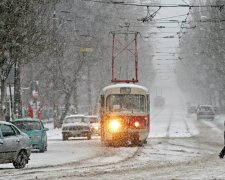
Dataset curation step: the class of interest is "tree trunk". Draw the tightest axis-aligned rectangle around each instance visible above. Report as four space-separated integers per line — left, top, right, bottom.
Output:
14 61 22 118
59 89 73 127
0 79 7 121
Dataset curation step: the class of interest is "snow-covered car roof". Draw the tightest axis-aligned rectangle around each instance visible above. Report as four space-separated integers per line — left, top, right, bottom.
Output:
13 118 40 122
0 121 13 125
198 105 213 107
65 114 85 118
102 83 149 93
84 115 98 118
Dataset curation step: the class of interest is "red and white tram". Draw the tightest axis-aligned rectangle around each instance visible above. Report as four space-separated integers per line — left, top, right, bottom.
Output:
99 83 150 146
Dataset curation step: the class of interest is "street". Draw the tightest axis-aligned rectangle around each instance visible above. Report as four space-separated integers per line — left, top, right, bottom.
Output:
1 105 225 179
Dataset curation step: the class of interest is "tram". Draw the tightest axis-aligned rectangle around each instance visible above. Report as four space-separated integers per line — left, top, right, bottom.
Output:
99 83 150 146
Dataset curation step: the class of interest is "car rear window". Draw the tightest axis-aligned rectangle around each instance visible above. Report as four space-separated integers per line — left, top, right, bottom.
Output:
64 117 87 123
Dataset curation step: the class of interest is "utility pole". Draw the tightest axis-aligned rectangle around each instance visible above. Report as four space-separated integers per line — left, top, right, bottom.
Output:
80 47 93 115
73 79 78 113
52 0 60 128
87 63 92 114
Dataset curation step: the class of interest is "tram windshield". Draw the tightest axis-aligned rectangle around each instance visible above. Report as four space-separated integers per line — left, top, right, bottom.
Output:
106 94 146 112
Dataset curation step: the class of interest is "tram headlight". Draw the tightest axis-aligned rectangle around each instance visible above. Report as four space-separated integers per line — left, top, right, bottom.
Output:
109 119 121 132
134 121 140 128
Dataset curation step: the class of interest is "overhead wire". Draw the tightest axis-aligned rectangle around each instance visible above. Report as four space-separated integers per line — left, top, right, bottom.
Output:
81 0 224 9
78 0 225 42
137 6 161 22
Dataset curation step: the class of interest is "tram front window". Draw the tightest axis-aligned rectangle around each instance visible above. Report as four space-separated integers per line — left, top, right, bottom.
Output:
106 95 145 112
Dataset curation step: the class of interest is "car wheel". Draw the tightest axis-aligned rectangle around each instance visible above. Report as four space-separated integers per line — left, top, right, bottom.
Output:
40 146 45 153
13 150 28 169
104 140 113 147
63 134 68 141
87 133 91 140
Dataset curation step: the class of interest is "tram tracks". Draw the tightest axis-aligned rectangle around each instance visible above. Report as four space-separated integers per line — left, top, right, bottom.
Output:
1 142 144 180
166 112 173 138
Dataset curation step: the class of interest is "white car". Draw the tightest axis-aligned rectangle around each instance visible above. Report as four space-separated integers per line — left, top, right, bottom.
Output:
196 105 215 120
62 115 91 140
0 121 32 168
84 115 100 135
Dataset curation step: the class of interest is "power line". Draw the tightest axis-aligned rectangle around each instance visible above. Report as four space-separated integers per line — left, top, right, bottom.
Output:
154 9 209 21
178 7 192 39
137 6 161 22
81 0 224 9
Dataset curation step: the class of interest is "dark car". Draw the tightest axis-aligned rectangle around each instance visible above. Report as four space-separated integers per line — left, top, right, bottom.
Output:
13 118 48 152
0 121 32 168
196 105 215 120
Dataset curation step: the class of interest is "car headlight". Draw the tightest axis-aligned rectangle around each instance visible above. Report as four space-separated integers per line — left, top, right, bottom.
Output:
109 119 121 132
93 126 99 130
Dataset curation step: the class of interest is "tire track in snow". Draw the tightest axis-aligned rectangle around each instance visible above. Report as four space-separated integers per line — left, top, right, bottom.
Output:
166 112 173 138
1 143 144 180
183 116 193 136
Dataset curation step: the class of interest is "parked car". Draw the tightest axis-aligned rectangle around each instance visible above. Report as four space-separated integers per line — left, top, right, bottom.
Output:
84 115 100 135
196 105 215 120
62 114 91 140
0 121 31 168
12 118 48 152
186 105 197 114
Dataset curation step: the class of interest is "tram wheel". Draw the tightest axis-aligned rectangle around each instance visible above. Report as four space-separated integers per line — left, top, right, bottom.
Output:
104 140 113 147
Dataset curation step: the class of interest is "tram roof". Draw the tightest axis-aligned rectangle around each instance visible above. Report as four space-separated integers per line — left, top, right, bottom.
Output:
102 83 149 93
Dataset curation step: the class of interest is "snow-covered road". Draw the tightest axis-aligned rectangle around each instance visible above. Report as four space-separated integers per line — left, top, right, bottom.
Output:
1 106 225 179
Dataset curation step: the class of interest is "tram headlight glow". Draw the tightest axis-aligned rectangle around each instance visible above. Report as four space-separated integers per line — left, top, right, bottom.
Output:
134 121 140 128
109 119 121 131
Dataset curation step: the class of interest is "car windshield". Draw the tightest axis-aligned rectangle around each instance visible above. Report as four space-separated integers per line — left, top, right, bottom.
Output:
14 121 42 131
106 94 146 112
199 106 213 112
85 117 98 123
64 117 87 123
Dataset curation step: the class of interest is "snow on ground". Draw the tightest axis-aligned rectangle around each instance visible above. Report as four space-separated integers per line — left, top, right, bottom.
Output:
150 106 199 138
1 107 225 178
44 122 62 140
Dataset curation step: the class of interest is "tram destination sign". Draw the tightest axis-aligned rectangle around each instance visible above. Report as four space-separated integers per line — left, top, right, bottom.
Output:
120 87 131 94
